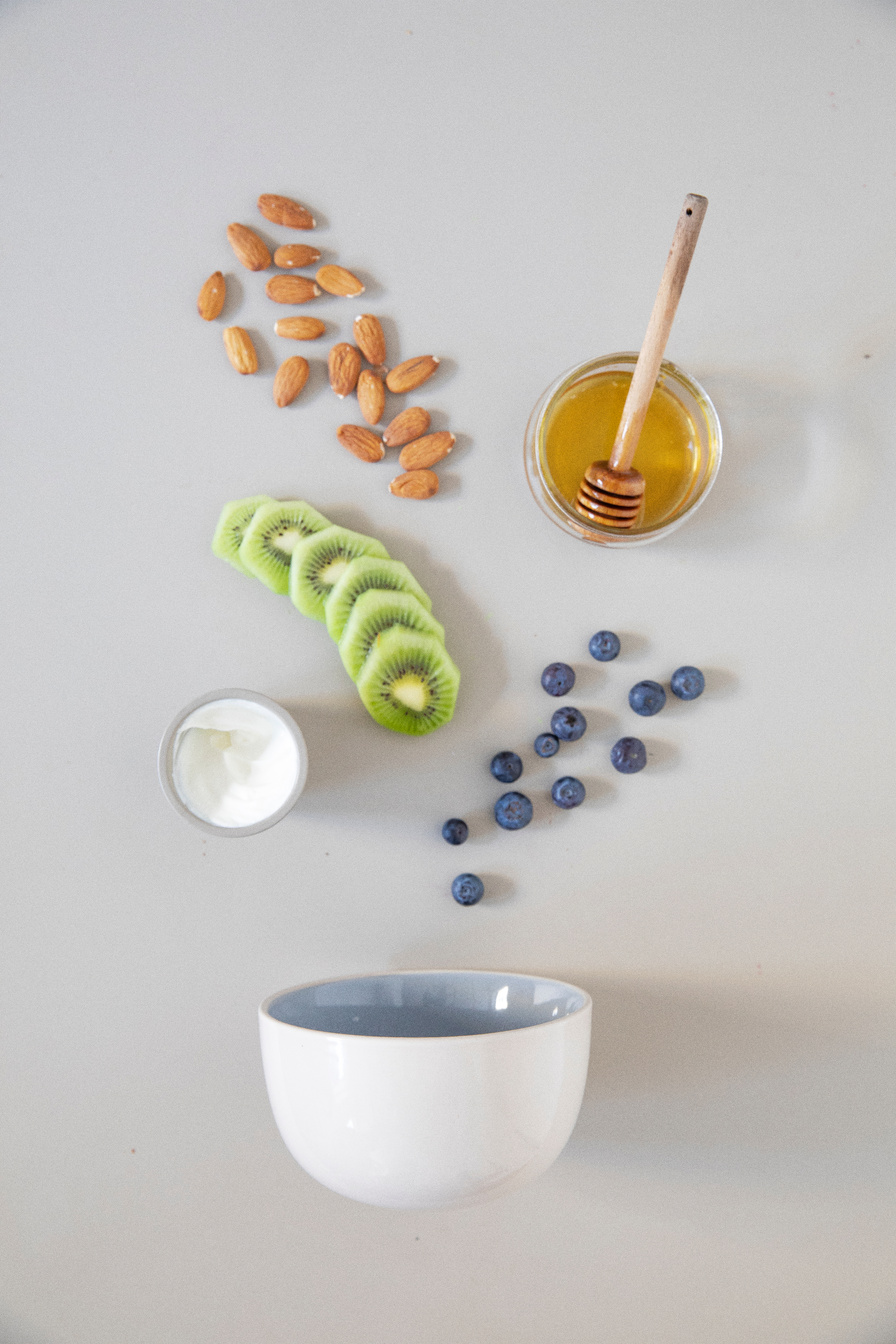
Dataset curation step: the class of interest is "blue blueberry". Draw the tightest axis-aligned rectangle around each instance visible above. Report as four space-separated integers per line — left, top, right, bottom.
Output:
629 680 666 716
494 791 533 830
551 776 586 809
610 737 647 773
534 732 560 758
550 706 587 741
442 818 469 845
452 873 484 905
589 630 620 661
490 750 523 783
670 665 705 700
541 662 576 696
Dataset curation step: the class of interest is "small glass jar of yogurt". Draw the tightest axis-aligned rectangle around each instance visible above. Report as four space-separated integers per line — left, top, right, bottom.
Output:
158 689 308 837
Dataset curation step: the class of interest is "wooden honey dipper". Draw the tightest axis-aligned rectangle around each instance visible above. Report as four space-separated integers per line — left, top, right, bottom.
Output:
575 193 708 529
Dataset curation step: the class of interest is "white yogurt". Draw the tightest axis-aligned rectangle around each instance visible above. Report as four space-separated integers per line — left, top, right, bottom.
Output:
172 698 301 828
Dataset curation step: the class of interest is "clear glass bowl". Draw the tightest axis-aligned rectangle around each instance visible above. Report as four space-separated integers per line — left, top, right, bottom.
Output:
524 352 722 546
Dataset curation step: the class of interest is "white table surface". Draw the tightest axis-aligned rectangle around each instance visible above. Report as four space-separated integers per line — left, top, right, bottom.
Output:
2 1 895 1341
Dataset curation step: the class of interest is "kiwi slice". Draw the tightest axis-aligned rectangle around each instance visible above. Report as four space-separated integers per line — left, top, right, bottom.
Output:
325 556 433 643
338 589 446 681
356 627 460 735
288 525 390 622
238 499 331 594
211 495 274 575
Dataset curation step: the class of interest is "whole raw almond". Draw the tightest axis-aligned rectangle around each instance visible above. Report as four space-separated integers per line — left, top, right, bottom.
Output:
197 270 226 321
257 194 316 230
328 343 362 398
353 313 386 366
382 406 431 448
337 424 385 463
273 356 309 407
316 264 365 297
226 223 271 271
266 275 320 304
274 316 326 340
223 327 258 374
386 355 439 394
398 431 455 471
273 244 321 269
357 370 386 426
389 469 439 499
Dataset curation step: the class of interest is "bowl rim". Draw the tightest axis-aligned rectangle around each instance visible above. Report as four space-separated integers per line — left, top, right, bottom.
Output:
157 687 308 838
259 968 593 1042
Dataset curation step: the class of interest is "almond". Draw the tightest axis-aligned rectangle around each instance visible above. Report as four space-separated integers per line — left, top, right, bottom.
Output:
273 356 309 407
226 223 271 271
398 431 455 471
197 270 226 321
386 355 439 394
328 343 362 398
389 469 439 499
357 370 386 425
274 316 326 340
273 244 321 269
353 313 386 365
316 264 365 297
223 327 258 374
257 194 316 230
266 275 320 304
382 406 431 448
337 424 385 463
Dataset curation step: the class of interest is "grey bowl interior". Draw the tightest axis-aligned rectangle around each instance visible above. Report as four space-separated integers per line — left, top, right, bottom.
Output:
263 971 589 1038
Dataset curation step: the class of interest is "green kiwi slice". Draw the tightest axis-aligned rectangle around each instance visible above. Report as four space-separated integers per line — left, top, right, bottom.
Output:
325 556 433 643
356 627 460 735
288 525 390 622
211 496 274 576
238 499 331 594
338 589 446 681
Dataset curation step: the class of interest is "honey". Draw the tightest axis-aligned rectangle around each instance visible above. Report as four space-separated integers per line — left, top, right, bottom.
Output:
541 370 703 532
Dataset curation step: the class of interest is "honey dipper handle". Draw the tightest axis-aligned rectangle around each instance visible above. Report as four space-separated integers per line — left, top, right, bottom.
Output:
609 193 708 474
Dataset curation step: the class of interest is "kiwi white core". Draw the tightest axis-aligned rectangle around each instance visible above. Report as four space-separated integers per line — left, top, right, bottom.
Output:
172 699 300 828
392 675 429 712
320 558 350 586
275 528 303 555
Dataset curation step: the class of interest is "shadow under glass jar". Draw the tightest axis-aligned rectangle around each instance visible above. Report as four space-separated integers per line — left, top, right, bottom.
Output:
524 352 722 546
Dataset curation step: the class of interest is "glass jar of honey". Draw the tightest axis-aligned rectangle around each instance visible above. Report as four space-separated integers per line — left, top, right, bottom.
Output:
524 353 722 546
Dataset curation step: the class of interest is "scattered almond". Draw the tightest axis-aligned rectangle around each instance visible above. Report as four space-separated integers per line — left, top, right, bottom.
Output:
398 431 455 471
273 244 321 269
337 424 385 463
316 265 365 297
223 327 258 374
386 355 439 394
226 223 271 271
353 314 386 365
328 343 362 398
266 275 320 304
389 469 439 499
257 194 316 230
357 370 386 425
382 406 431 448
197 271 226 321
274 316 326 340
273 356 309 407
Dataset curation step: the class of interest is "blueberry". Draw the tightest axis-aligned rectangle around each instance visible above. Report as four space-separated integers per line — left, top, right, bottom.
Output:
494 791 533 830
452 873 484 905
628 680 666 716
670 665 705 700
490 750 523 783
589 630 620 661
541 662 576 696
534 732 560 758
551 776 585 809
610 737 646 773
442 818 469 845
550 706 587 741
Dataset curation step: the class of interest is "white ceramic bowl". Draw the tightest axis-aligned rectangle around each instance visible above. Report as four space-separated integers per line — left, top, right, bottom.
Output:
259 970 592 1209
